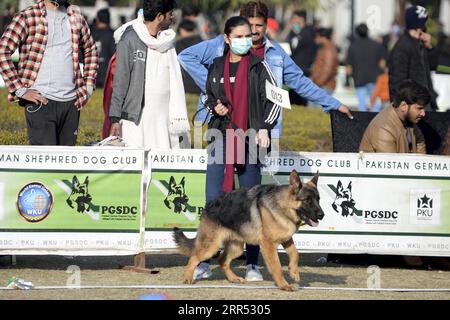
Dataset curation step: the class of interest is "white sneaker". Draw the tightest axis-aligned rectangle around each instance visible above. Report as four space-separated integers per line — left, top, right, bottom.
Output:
245 264 263 282
193 262 212 281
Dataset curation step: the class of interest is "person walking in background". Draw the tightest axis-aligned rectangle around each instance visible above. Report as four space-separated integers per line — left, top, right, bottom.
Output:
369 67 390 111
382 21 402 53
346 23 386 112
310 27 338 95
266 17 279 41
0 0 98 146
181 5 212 40
175 19 202 95
280 10 317 106
281 10 317 78
109 0 189 149
388 5 438 110
91 8 115 88
178 1 353 142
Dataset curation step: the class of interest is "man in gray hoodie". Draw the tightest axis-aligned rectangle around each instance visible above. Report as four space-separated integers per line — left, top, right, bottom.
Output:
109 0 189 149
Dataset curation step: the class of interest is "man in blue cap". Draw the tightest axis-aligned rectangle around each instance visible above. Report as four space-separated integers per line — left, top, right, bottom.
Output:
388 5 438 110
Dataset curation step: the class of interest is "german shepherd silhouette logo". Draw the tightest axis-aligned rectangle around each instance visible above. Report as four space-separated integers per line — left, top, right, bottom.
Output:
329 180 362 217
66 176 93 214
163 176 196 214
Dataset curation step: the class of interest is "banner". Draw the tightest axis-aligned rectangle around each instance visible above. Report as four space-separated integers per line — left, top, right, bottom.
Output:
1 147 449 256
0 146 144 255
144 149 206 250
144 150 450 257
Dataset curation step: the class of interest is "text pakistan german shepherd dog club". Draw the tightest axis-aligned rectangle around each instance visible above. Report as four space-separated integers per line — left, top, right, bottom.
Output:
173 170 324 291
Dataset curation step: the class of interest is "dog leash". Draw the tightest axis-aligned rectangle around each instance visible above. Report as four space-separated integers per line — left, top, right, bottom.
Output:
191 106 210 128
192 102 268 167
193 101 287 187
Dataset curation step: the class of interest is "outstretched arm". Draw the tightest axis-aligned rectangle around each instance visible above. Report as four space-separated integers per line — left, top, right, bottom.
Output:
278 43 353 119
178 35 224 93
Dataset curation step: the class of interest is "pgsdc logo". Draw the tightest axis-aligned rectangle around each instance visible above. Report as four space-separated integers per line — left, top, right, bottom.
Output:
16 182 53 223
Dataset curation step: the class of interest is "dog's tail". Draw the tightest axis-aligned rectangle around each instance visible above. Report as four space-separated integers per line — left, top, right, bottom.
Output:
172 227 195 256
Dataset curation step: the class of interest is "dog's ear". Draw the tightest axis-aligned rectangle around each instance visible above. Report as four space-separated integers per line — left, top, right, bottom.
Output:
169 176 176 189
311 171 319 186
347 181 352 191
72 176 79 187
84 176 89 187
337 180 343 192
289 170 302 193
180 177 185 188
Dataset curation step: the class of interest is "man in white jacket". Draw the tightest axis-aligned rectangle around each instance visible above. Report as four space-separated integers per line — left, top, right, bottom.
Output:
109 0 190 149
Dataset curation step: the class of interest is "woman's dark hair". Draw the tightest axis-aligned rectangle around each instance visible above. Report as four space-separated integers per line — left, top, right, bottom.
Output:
392 80 431 108
224 16 251 37
143 0 177 22
223 16 251 55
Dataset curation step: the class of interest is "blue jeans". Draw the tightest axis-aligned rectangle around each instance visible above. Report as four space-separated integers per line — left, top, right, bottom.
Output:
356 83 380 112
206 141 261 265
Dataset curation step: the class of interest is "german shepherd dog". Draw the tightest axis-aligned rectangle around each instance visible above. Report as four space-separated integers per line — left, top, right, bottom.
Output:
173 170 324 291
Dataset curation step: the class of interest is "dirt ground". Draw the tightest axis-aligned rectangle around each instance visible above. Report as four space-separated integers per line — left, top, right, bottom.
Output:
0 253 450 300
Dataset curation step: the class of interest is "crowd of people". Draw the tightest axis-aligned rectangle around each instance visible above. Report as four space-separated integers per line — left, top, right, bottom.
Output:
0 0 449 277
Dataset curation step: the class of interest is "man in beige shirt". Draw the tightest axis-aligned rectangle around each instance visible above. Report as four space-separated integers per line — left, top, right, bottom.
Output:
359 80 430 154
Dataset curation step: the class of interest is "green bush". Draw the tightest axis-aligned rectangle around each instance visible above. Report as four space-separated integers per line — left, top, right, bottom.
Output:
0 88 332 152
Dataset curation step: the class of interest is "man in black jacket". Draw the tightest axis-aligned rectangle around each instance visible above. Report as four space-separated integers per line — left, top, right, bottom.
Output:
91 8 115 88
175 19 202 94
346 23 386 112
388 5 438 110
282 10 317 106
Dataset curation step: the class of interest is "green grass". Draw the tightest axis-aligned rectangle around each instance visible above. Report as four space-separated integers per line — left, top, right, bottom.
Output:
0 88 332 152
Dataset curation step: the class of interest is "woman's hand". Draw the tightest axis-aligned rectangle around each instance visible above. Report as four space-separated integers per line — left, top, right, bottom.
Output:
214 99 229 116
256 129 270 148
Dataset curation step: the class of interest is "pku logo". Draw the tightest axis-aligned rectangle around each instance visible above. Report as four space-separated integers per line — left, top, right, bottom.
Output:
417 194 434 217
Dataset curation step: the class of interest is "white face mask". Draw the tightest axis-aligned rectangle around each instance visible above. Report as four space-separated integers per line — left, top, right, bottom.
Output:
230 37 252 56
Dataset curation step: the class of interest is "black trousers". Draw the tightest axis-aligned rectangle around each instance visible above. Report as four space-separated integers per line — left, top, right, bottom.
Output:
24 99 80 146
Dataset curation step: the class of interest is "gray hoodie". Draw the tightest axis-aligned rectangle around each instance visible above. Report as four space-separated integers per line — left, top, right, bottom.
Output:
109 26 147 124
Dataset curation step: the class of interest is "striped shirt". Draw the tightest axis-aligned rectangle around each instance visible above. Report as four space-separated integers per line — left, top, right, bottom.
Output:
0 0 98 109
